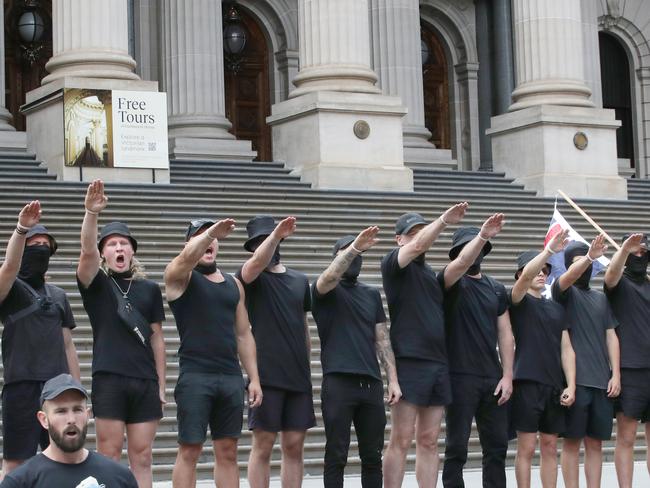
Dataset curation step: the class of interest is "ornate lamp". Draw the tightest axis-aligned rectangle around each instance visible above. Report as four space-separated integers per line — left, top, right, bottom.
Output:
16 0 46 64
223 3 247 73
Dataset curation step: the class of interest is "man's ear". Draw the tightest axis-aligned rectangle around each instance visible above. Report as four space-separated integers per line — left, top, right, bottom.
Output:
37 409 48 430
395 234 403 246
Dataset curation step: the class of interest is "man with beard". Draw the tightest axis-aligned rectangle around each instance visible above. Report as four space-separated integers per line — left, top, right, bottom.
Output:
0 374 138 487
165 218 262 488
0 201 79 478
552 236 620 488
312 227 401 488
441 219 514 488
237 216 315 488
509 230 577 488
603 233 650 488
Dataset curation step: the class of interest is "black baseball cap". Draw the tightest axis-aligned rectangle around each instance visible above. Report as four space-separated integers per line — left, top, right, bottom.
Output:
40 374 88 405
449 226 492 259
395 212 427 235
185 218 215 241
25 224 58 255
98 222 138 253
244 216 276 252
332 235 356 256
515 250 552 279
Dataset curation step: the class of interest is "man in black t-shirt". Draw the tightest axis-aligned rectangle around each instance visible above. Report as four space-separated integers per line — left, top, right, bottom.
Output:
509 229 577 488
0 201 79 477
165 217 262 488
313 227 401 488
551 236 619 488
0 374 138 488
237 215 315 488
441 220 514 488
604 232 650 488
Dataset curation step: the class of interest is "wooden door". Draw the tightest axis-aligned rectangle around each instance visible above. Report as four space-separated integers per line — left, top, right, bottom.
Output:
421 25 450 149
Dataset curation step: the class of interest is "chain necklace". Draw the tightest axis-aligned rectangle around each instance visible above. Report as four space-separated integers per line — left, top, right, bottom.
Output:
110 276 133 298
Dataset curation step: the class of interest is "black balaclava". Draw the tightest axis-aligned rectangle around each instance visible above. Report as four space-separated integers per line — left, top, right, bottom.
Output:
269 244 281 268
195 262 217 275
564 241 591 289
18 245 50 289
466 250 485 276
624 252 649 283
108 268 133 279
342 255 362 285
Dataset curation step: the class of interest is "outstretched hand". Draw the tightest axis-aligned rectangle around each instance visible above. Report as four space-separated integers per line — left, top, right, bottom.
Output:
352 226 380 252
442 202 469 225
18 200 41 228
587 234 608 261
85 180 108 214
273 216 297 240
207 219 236 240
547 228 570 254
622 233 645 254
480 213 505 240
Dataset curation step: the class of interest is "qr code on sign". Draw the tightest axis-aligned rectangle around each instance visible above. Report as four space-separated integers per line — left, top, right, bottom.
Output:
148 142 156 151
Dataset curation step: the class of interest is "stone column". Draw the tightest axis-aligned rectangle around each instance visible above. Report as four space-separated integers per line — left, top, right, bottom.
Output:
43 0 139 83
509 0 593 110
581 0 603 108
0 1 14 130
370 0 450 166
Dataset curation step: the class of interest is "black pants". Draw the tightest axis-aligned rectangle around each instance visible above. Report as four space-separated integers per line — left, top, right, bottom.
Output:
443 374 508 488
321 373 386 488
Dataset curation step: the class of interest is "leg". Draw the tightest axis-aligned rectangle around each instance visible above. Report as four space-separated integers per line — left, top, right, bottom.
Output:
414 406 445 488
538 433 558 488
383 401 417 488
94 418 126 461
213 438 240 488
583 436 603 488
474 383 508 488
561 438 582 488
247 430 277 488
615 413 638 488
352 379 386 488
172 443 202 488
126 420 159 488
514 432 537 488
280 431 307 488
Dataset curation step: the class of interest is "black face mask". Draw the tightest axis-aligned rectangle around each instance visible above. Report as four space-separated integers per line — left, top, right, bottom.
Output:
108 268 133 279
624 253 649 283
574 265 592 289
195 262 217 275
342 255 362 285
466 251 484 276
268 245 281 268
412 253 425 265
18 245 50 289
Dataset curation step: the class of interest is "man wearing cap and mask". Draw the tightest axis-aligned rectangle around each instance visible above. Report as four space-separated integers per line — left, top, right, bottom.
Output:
551 235 619 488
165 216 262 488
312 226 400 488
236 215 314 488
0 200 79 478
77 180 166 488
604 233 650 488
0 373 138 487
509 229 577 488
440 217 514 488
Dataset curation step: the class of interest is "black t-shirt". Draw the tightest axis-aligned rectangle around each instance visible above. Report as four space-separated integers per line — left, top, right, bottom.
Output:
552 281 617 389
604 275 650 369
311 281 385 381
381 248 446 363
442 271 508 378
0 451 138 487
169 271 242 375
0 280 75 385
77 271 165 381
236 267 311 392
508 291 568 388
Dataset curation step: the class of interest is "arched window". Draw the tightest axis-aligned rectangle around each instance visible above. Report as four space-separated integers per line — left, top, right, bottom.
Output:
421 24 450 149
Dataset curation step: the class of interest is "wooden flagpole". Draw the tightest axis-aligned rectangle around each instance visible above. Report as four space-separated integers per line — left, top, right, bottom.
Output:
557 189 621 251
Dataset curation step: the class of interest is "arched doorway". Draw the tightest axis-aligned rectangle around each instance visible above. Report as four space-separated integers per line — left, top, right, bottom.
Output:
421 24 450 149
224 6 271 161
599 31 634 168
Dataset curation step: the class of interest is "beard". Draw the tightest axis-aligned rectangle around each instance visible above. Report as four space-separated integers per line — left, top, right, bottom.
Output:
49 423 88 453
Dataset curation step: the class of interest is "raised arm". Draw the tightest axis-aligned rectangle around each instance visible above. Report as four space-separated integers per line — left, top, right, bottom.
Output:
77 180 107 287
511 229 570 304
63 328 80 380
606 328 621 398
375 321 401 405
163 219 235 301
560 331 576 406
443 213 505 289
604 233 644 289
0 201 41 303
557 234 607 292
234 279 262 407
494 310 514 406
240 216 296 283
397 202 468 268
316 226 379 295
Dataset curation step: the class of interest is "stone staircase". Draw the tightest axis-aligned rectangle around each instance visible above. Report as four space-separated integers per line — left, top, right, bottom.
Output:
0 153 648 481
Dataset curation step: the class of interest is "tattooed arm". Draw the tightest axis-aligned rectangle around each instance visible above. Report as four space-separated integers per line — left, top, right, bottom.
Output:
375 321 401 405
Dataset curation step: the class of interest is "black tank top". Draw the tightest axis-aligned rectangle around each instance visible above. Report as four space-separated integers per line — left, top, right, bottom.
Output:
169 270 241 375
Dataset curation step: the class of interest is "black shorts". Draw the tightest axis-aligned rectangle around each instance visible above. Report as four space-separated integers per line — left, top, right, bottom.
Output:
174 371 245 444
397 358 451 407
563 385 613 441
91 372 162 424
2 381 49 460
511 380 566 435
248 386 316 433
616 368 650 422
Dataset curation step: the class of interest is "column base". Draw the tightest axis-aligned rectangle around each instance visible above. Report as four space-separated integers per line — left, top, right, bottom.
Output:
0 131 26 152
487 105 627 199
267 90 412 191
402 125 456 169
169 137 256 162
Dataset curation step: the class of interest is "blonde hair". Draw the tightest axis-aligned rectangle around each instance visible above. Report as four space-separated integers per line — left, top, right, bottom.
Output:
101 256 147 280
